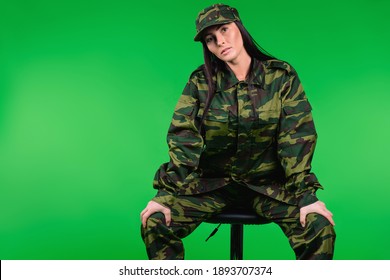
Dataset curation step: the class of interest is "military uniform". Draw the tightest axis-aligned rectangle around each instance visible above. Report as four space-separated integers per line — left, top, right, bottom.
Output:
141 58 336 259
141 3 335 260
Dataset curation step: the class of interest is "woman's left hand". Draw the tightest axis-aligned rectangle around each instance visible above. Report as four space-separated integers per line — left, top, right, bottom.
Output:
300 200 335 227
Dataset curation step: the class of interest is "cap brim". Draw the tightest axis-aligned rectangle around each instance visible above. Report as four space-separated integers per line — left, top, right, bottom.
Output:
194 19 236 42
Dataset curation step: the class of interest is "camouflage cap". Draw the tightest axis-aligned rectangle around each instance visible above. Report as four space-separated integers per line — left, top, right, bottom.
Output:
194 3 241 42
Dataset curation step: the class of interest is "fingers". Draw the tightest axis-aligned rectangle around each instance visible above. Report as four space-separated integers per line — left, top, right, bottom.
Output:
140 201 172 228
140 208 147 219
141 209 151 229
321 209 335 226
326 215 335 226
140 206 150 228
300 200 336 228
300 210 307 227
162 208 171 226
316 203 335 226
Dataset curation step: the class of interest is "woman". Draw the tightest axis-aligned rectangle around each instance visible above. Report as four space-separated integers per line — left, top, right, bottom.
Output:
140 3 336 260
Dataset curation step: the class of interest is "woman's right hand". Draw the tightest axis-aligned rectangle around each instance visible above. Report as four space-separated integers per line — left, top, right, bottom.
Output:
140 200 171 228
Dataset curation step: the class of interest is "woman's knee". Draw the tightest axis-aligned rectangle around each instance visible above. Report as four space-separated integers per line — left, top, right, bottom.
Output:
293 214 336 259
308 213 336 235
141 212 168 238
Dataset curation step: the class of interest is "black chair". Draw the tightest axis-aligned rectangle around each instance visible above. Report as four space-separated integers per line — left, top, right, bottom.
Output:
205 208 270 260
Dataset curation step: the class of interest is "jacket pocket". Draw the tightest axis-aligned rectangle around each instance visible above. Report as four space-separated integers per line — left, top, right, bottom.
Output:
175 101 195 117
197 108 231 149
257 110 280 124
280 99 314 139
197 107 229 122
251 110 280 147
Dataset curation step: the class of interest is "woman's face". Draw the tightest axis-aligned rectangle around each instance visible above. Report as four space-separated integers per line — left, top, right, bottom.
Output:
203 22 249 65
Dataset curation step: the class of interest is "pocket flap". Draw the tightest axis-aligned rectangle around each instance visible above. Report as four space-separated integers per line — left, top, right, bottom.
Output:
258 110 280 124
197 108 229 122
283 99 312 115
175 102 195 116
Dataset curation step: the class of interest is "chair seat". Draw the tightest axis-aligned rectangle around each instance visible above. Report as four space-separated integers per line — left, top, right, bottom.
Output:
206 208 270 225
204 208 270 260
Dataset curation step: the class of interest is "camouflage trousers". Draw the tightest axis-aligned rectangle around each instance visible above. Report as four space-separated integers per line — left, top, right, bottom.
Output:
141 183 336 259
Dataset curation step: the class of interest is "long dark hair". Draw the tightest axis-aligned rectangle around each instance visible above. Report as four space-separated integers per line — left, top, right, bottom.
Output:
198 21 275 134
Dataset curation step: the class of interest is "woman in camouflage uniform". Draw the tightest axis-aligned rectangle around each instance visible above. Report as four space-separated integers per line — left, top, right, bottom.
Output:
141 3 336 260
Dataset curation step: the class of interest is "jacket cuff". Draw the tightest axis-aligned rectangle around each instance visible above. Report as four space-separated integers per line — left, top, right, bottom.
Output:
152 189 175 208
298 191 319 208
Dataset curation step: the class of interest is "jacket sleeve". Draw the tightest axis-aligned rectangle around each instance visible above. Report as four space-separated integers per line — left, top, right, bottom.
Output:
152 78 204 208
277 65 323 208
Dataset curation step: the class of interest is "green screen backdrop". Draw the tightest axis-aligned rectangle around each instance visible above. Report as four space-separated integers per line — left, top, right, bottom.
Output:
1 0 389 260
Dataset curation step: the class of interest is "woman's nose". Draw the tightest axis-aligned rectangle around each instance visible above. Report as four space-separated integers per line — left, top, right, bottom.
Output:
215 34 225 46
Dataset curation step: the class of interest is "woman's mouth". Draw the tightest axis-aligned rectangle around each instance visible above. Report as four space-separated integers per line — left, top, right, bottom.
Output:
221 47 231 55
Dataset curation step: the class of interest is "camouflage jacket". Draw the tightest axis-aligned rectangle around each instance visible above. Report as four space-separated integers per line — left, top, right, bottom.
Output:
152 58 323 208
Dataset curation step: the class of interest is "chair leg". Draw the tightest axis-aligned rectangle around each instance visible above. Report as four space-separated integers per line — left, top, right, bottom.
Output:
230 224 243 260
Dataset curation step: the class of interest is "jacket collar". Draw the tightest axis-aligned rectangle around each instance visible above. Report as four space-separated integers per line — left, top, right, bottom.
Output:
216 58 264 91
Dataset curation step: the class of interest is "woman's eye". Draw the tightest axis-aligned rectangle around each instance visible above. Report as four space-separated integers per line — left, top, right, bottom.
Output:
221 27 228 32
205 37 214 43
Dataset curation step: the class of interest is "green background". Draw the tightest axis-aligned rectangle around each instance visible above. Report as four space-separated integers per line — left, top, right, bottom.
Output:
1 0 389 260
